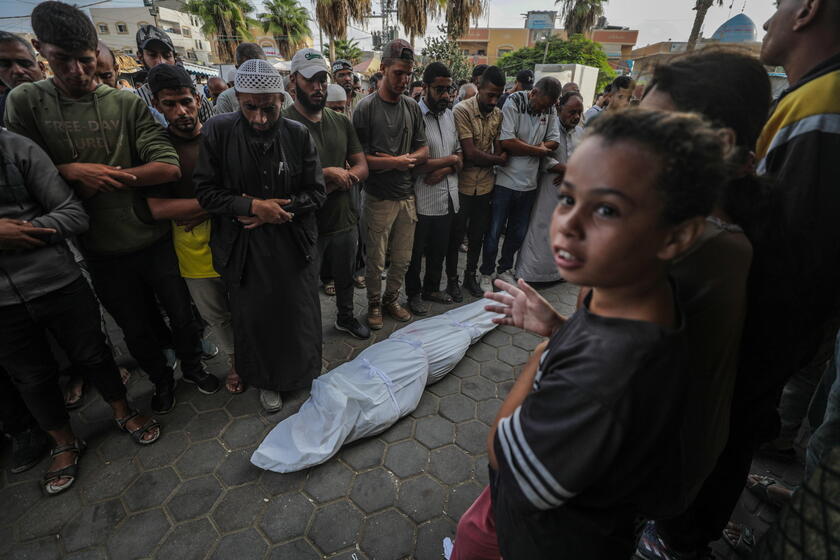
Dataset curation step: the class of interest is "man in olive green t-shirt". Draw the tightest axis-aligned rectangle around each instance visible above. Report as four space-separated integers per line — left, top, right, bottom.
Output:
284 48 370 339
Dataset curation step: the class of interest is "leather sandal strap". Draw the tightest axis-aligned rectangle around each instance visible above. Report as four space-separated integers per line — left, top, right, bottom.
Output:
50 441 81 457
115 409 141 430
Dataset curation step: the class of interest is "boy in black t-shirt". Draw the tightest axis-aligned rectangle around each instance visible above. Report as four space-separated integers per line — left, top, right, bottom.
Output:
450 109 727 560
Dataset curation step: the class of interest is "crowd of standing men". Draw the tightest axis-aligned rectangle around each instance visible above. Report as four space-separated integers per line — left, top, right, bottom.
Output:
2 1 840 559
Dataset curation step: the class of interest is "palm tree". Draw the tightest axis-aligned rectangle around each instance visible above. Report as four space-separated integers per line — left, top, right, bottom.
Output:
324 38 363 63
314 0 371 61
445 0 485 40
556 0 607 36
397 0 444 46
260 0 312 59
686 0 723 51
184 0 254 63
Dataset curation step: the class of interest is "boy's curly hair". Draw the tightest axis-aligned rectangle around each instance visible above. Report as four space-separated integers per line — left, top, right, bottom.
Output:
588 108 726 226
32 1 98 53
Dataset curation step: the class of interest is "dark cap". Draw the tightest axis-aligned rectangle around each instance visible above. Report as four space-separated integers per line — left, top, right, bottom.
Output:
332 59 353 74
136 24 174 52
148 63 193 95
516 69 534 89
383 39 414 62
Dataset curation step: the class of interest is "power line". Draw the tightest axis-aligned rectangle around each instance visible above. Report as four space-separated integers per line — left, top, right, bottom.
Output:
0 0 113 19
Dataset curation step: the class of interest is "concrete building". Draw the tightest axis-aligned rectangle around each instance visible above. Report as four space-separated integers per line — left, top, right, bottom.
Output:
89 6 213 66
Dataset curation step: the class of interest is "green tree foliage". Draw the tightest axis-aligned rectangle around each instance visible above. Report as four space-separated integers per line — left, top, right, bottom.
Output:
324 38 364 64
419 25 472 83
184 0 255 64
497 34 616 90
259 0 312 59
557 0 608 35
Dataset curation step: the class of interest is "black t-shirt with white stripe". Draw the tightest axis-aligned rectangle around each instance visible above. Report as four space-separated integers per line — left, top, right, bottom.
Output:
491 290 688 558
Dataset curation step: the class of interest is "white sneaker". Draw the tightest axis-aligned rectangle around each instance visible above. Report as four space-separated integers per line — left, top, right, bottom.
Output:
497 269 516 287
259 389 283 413
479 274 494 294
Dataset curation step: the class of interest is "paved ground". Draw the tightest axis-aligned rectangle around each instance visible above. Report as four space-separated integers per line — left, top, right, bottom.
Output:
0 262 804 560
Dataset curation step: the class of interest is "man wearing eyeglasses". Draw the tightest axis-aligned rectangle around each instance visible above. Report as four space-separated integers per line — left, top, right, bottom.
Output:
405 62 462 315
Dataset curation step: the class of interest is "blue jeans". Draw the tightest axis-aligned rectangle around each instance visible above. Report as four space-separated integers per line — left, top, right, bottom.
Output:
806 328 840 479
479 186 536 276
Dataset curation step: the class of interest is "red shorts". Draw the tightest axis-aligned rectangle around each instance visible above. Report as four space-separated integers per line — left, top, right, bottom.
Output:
450 486 502 560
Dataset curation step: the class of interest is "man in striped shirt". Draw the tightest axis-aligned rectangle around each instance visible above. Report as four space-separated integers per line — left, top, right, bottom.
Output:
405 62 462 315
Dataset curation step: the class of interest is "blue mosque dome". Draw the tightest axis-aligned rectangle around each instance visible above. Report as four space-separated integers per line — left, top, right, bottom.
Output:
711 13 758 43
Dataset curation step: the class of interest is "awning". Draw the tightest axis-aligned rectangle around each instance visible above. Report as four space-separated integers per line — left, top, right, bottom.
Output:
354 53 381 77
272 60 291 72
181 61 220 77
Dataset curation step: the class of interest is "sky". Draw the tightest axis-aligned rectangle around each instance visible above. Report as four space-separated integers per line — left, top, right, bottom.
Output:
0 0 779 54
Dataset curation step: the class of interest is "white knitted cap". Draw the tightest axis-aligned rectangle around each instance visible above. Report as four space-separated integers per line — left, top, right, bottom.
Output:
326 84 347 103
235 59 285 94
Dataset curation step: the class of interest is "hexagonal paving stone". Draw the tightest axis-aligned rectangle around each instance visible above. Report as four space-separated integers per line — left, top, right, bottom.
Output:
384 440 430 478
156 518 217 560
439 394 476 423
184 409 230 442
446 480 484 519
409 392 440 418
138 430 189 469
427 374 460 397
216 448 261 487
223 389 262 417
259 468 308 496
185 386 231 411
476 398 502 425
323 340 353 361
465 342 496 362
166 475 223 522
64 548 107 560
498 380 514 398
474 455 490 485
221 416 266 449
451 357 480 378
107 509 171 560
0 480 42 526
415 517 456 560
122 467 180 512
379 416 414 443
513 331 543 351
414 415 456 449
259 492 314 543
174 439 226 478
455 420 488 455
210 528 268 560
268 538 321 560
211 483 268 533
60 499 125 553
480 363 515 383
5 538 60 560
78 456 139 503
429 445 473 485
303 460 354 503
97 430 140 463
349 468 397 513
308 500 363 555
396 475 446 523
159 402 198 431
498 345 530 367
339 438 386 470
461 376 497 402
482 330 511 348
360 509 413 560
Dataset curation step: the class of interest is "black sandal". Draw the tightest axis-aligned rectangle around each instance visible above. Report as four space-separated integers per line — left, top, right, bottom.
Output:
116 410 161 445
43 440 85 496
422 291 454 304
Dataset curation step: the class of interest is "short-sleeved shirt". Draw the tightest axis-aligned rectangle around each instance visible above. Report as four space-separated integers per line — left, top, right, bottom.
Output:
492 290 688 556
583 104 603 127
353 92 427 200
284 105 364 235
414 99 460 216
143 130 217 279
453 95 503 196
496 90 561 192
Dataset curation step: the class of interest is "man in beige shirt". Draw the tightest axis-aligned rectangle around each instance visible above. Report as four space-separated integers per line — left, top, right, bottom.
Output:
446 65 508 299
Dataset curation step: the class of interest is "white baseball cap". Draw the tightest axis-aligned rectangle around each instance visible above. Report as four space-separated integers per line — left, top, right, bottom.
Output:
290 48 330 79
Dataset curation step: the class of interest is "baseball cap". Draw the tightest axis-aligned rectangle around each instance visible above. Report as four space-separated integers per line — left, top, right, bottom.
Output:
382 39 414 62
147 63 193 95
331 59 353 74
291 48 330 79
516 69 534 90
136 24 174 52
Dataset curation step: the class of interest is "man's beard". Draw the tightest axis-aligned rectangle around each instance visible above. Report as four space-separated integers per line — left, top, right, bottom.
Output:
296 84 326 112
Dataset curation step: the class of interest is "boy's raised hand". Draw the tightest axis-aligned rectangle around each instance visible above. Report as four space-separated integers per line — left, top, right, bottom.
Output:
484 278 565 338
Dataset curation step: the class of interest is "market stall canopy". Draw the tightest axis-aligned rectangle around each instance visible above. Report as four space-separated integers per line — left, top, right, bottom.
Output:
181 61 219 77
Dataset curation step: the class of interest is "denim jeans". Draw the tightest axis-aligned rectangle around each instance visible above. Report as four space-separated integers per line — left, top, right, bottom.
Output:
806 328 840 479
479 185 536 276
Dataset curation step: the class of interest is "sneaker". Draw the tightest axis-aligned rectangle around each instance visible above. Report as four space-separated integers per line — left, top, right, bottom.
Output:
151 380 176 414
259 389 283 413
407 294 430 316
384 299 412 322
10 428 50 474
497 269 516 287
182 366 221 395
446 277 463 303
335 316 371 339
479 274 494 294
636 521 699 560
367 301 384 330
463 273 483 298
201 338 219 360
163 347 178 371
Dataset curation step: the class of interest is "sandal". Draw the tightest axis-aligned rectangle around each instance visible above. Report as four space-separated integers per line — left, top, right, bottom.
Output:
63 375 85 410
225 370 247 394
43 440 85 496
722 522 754 557
115 410 161 445
745 474 793 508
422 291 453 304
323 281 336 296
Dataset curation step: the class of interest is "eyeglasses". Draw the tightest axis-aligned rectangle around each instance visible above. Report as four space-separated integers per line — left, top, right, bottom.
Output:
432 85 457 95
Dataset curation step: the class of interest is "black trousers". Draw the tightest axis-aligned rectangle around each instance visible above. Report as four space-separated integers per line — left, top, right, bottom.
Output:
0 277 127 431
406 206 455 298
0 366 35 434
86 236 203 386
446 191 492 279
318 228 358 321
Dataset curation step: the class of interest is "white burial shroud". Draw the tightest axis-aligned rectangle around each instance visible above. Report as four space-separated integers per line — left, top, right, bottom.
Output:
251 297 503 473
